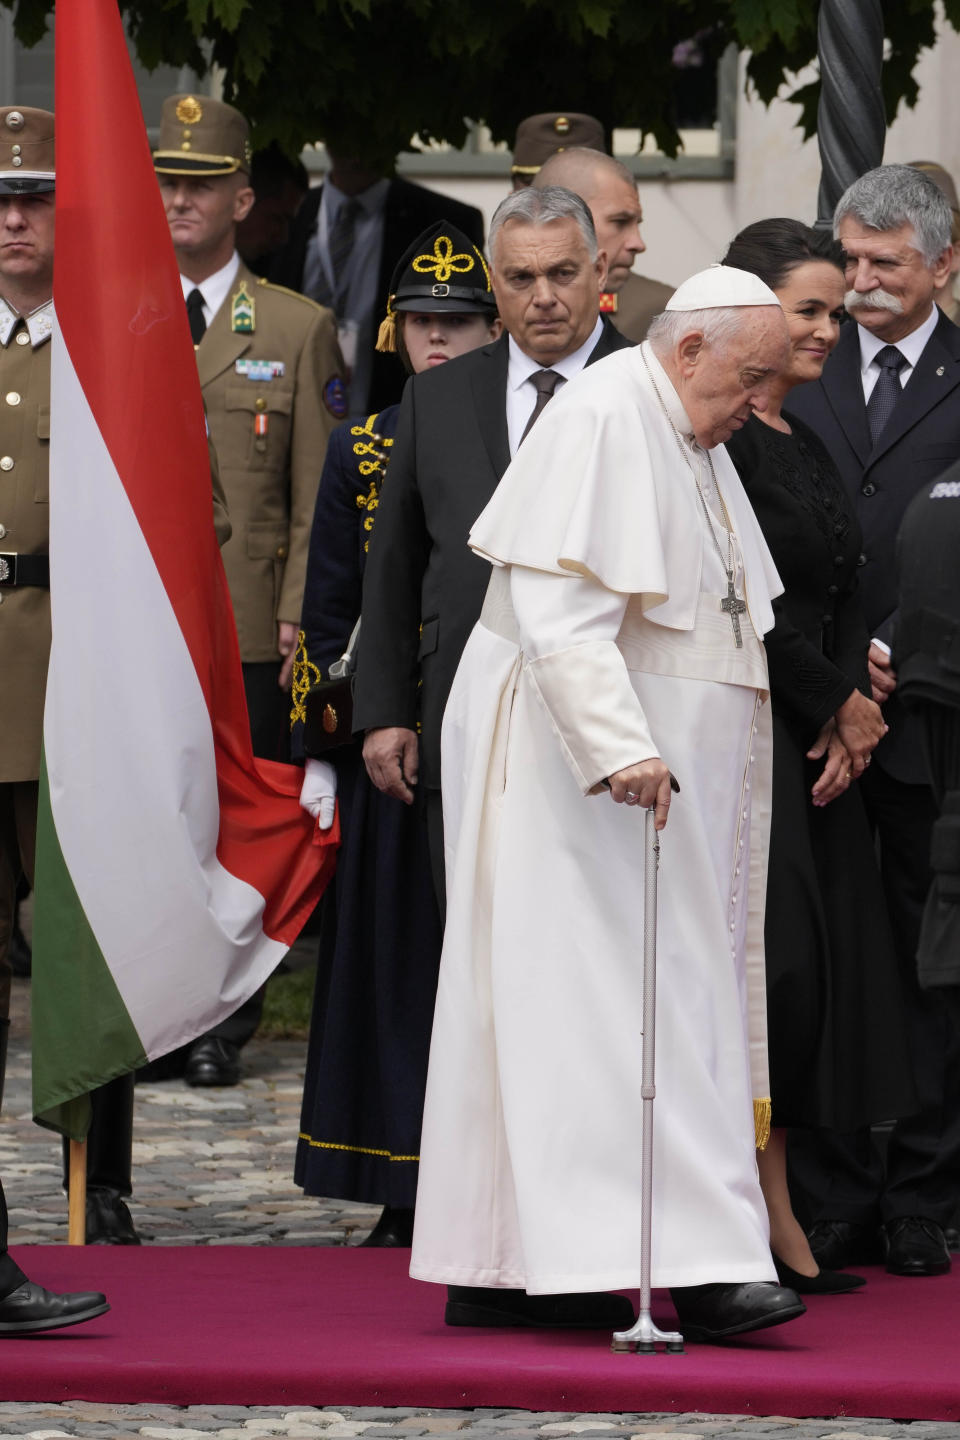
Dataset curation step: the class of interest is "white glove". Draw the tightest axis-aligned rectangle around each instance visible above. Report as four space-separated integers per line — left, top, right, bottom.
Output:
299 757 337 830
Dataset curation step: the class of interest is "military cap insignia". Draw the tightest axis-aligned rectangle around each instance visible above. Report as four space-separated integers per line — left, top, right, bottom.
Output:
554 116 571 134
324 376 347 418
412 235 475 285
176 96 203 125
231 283 255 333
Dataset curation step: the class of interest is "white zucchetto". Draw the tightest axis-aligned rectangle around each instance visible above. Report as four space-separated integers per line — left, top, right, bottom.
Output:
666 263 781 311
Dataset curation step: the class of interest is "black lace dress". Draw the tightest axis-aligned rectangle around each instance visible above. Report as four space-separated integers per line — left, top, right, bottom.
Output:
727 413 915 1130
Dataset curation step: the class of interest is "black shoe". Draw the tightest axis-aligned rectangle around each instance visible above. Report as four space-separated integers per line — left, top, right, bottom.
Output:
670 1281 805 1342
807 1219 884 1270
884 1217 951 1277
86 1187 140 1246
0 1281 109 1335
445 1285 635 1330
359 1206 415 1247
184 1036 240 1087
773 1253 866 1294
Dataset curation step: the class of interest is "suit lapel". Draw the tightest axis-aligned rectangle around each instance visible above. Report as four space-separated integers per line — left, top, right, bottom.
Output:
867 312 960 466
195 261 256 389
819 322 872 468
470 335 511 479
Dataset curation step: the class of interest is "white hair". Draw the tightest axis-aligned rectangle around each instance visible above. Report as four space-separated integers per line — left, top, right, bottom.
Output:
646 306 748 356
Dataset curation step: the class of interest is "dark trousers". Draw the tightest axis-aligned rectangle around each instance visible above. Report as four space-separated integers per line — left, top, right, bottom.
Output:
0 1179 27 1300
789 761 960 1226
425 786 446 924
62 1072 135 1196
0 781 38 1021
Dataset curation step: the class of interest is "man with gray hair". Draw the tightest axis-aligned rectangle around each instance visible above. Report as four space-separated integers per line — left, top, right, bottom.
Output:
408 265 808 1340
789 163 960 1279
355 186 630 911
535 147 672 341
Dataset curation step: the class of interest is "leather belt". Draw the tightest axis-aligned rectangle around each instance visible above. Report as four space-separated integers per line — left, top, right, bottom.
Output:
0 552 50 588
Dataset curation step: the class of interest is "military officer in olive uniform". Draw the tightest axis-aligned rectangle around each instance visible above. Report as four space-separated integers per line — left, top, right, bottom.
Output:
155 94 344 1086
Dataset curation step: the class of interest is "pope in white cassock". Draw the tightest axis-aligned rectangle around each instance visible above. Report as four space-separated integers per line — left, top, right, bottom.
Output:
409 264 810 1344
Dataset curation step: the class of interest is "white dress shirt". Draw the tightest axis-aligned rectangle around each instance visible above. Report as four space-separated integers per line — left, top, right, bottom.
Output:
505 316 604 458
179 252 240 330
857 302 939 402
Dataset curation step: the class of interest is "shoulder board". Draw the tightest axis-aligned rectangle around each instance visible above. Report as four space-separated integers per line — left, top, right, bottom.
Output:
255 277 331 314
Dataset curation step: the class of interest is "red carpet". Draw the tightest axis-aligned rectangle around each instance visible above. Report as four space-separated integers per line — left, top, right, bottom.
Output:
3 1246 958 1417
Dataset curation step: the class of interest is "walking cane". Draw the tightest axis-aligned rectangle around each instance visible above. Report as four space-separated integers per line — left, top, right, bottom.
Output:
612 804 684 1355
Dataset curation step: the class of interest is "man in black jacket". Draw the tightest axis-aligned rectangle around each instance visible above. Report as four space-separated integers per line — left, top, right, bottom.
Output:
269 151 484 414
788 164 960 1279
354 185 632 914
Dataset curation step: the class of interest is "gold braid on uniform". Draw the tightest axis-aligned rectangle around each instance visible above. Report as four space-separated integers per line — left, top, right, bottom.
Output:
754 1097 772 1152
351 413 394 552
290 630 322 729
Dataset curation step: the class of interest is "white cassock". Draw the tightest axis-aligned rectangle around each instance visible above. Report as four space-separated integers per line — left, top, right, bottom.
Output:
409 342 784 1294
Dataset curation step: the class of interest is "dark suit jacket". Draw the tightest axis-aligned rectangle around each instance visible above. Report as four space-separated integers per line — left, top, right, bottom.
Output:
788 309 960 782
353 320 632 789
268 177 485 414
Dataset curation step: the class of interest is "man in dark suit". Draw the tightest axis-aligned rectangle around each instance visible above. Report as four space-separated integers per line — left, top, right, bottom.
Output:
787 163 960 1278
354 185 632 917
268 151 484 414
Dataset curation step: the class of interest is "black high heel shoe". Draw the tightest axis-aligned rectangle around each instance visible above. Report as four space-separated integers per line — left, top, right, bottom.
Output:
773 1252 866 1294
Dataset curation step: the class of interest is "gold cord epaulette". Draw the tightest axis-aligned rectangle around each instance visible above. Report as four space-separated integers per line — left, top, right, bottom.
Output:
754 1097 772 1152
289 629 322 728
351 415 394 551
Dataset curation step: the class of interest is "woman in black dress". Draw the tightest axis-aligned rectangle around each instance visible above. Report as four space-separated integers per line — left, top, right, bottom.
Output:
291 223 500 1245
722 221 915 1290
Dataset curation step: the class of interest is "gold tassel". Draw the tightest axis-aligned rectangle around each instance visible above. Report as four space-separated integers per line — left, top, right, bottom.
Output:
754 1097 772 1152
376 305 397 353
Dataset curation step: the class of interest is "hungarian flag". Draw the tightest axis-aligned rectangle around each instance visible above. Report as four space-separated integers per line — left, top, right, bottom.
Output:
32 0 337 1139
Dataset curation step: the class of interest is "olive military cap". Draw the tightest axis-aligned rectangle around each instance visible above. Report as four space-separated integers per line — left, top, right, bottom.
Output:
153 94 252 177
511 112 606 180
0 107 55 195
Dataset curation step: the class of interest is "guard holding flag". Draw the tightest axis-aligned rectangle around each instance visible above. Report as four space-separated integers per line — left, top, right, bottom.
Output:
154 96 344 1086
0 106 229 1248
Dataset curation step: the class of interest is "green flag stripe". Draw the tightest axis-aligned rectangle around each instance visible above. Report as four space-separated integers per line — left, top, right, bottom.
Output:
32 753 146 1140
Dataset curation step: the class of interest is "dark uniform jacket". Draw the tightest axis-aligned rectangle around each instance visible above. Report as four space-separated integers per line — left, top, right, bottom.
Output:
788 310 960 784
268 178 485 414
353 320 632 791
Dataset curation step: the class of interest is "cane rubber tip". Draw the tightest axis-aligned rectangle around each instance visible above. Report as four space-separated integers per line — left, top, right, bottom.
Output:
637 1341 656 1354
611 1339 632 1353
667 1340 685 1354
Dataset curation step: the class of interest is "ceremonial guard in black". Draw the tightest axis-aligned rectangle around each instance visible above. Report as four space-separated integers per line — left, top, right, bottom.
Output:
291 224 499 1245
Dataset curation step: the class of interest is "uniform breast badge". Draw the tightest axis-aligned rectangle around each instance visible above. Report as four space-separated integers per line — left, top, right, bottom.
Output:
324 376 347 418
231 284 255 334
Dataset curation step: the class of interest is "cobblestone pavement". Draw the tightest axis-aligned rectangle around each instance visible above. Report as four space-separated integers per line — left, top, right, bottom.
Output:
1 979 955 1440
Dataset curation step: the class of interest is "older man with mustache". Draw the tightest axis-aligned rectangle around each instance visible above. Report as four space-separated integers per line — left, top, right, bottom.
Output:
788 164 960 1280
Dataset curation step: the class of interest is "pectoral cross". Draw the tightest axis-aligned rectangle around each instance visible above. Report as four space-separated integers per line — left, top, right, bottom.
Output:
721 577 746 648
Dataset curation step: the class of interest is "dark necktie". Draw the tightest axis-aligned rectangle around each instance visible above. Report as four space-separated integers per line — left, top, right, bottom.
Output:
866 344 906 445
186 287 206 346
520 368 562 443
328 198 361 312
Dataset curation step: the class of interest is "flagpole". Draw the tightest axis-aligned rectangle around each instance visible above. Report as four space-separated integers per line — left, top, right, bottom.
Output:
68 1139 87 1244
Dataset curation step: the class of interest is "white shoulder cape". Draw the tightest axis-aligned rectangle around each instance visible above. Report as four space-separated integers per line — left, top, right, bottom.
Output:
469 344 782 635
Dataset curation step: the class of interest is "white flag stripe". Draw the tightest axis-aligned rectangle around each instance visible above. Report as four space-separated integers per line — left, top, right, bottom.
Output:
46 321 285 1057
